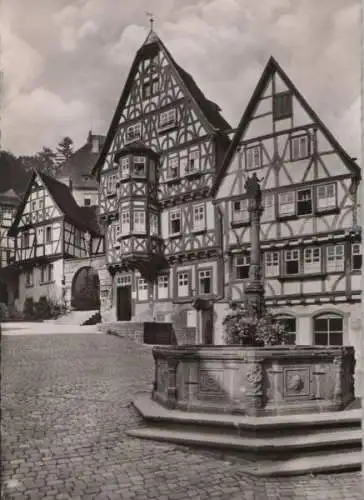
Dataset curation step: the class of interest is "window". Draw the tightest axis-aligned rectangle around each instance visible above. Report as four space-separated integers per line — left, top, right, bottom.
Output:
276 316 296 345
117 275 132 286
303 247 321 273
316 183 336 211
246 145 262 170
39 199 44 209
150 213 159 236
25 269 33 287
159 108 177 129
32 201 36 211
22 231 30 248
314 315 343 346
126 123 141 142
169 210 181 235
278 192 295 217
193 204 205 231
167 156 178 178
290 134 310 161
84 198 91 206
133 156 146 177
142 77 159 99
186 150 200 173
232 199 249 224
40 263 54 283
273 92 293 120
121 211 130 235
234 255 250 279
198 269 212 295
284 249 300 275
157 274 169 299
265 252 279 277
45 226 52 244
261 194 275 222
75 229 81 246
133 212 146 233
352 243 362 270
120 157 130 178
327 244 344 272
177 271 190 297
137 278 148 301
297 189 312 215
107 174 117 194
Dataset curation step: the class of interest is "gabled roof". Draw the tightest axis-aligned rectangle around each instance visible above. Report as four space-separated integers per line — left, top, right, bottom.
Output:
92 30 230 179
9 170 101 236
60 132 105 189
0 188 21 206
211 56 361 196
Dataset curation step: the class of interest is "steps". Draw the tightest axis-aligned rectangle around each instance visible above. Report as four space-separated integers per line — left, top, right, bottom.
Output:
82 312 101 325
126 395 362 477
45 310 99 325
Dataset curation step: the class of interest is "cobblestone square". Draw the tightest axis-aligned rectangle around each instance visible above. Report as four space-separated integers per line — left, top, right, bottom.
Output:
1 333 362 499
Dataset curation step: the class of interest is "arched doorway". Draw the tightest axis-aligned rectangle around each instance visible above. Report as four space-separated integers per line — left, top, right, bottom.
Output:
71 267 100 311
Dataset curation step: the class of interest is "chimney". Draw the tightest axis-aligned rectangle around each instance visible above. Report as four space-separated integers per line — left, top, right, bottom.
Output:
91 136 99 154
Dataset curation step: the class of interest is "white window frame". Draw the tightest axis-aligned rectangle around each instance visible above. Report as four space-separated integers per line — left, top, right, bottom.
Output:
326 244 344 272
133 156 146 177
316 183 336 212
45 226 52 244
261 193 275 222
177 271 190 297
234 255 250 279
159 108 176 129
284 249 300 275
126 122 141 142
106 174 117 194
186 149 200 174
278 191 295 217
120 210 130 235
246 145 262 170
198 268 212 295
290 133 310 161
137 277 148 301
314 314 343 346
296 188 313 216
117 275 132 286
303 247 321 274
150 213 159 236
167 155 179 179
157 274 169 299
169 209 181 236
232 199 249 224
120 157 130 179
352 243 362 271
264 251 279 277
193 204 205 231
133 211 146 234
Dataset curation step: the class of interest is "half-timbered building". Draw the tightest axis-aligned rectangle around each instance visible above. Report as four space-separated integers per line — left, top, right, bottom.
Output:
8 170 105 312
212 57 361 359
0 189 20 304
92 29 231 338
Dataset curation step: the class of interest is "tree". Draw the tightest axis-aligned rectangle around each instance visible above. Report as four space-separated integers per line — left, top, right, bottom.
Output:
36 147 57 177
57 136 74 162
0 150 31 195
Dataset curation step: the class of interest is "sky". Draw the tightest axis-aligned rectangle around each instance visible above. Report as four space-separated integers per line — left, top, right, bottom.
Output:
0 0 361 162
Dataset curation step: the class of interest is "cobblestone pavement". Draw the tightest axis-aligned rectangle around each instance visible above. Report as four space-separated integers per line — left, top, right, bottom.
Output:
1 333 362 500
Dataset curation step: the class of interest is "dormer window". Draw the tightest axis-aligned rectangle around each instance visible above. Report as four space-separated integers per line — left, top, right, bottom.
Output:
167 156 178 179
126 123 141 142
159 108 177 130
186 149 200 174
246 145 262 170
273 91 293 120
133 156 146 177
120 157 130 179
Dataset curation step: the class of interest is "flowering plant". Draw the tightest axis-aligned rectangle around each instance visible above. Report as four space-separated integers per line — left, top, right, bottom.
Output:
223 301 289 346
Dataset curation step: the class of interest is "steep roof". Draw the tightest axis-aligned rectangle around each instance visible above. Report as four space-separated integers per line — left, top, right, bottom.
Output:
92 30 230 178
60 132 105 189
0 188 21 206
9 170 101 236
211 56 361 196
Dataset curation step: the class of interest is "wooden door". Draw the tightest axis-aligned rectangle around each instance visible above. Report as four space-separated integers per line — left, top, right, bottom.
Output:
117 286 132 321
201 307 213 345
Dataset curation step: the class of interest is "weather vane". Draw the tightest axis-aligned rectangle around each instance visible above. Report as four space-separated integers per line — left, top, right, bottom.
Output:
146 12 154 31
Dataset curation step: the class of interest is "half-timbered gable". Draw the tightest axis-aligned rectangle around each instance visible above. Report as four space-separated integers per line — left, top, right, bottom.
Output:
92 29 230 330
0 190 19 269
212 56 361 350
